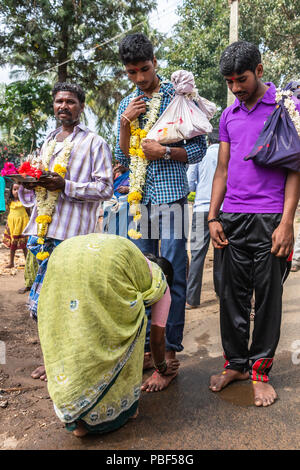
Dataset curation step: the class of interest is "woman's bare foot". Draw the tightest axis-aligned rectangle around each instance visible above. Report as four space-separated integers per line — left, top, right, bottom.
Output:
31 365 47 381
209 369 249 392
73 420 88 437
143 352 154 370
252 381 277 407
18 286 31 294
141 370 178 392
129 408 139 420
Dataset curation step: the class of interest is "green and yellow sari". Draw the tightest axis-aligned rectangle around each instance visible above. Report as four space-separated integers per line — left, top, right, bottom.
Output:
38 233 167 433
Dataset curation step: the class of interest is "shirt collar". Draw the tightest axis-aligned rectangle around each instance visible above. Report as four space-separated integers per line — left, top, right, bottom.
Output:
232 82 277 112
48 122 88 140
136 74 171 96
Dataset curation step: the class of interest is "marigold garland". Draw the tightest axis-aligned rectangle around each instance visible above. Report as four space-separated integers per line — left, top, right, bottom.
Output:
33 138 73 258
128 91 162 239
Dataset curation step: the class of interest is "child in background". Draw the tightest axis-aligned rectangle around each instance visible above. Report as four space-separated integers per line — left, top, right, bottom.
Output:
2 183 29 268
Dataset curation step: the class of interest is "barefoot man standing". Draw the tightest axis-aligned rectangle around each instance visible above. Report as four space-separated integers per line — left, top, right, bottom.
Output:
115 33 207 392
208 41 300 406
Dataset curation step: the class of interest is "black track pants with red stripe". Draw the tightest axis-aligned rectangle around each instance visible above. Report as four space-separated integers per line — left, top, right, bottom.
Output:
218 213 289 382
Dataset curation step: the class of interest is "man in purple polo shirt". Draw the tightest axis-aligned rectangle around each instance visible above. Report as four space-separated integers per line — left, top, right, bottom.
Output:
208 41 300 407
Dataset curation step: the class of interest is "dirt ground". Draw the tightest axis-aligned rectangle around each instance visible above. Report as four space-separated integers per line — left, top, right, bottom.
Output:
0 209 299 450
0 222 218 450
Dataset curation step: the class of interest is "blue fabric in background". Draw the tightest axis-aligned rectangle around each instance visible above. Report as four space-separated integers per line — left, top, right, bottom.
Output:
27 236 62 320
0 176 5 212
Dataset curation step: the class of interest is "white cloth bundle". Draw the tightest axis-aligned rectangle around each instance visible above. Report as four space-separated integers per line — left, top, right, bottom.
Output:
147 70 217 144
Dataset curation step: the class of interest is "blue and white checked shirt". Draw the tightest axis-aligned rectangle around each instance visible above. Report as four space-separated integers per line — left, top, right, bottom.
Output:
115 77 207 205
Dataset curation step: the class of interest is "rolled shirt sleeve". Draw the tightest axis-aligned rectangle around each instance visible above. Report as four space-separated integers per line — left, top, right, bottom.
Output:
114 105 131 167
182 134 207 164
18 185 36 207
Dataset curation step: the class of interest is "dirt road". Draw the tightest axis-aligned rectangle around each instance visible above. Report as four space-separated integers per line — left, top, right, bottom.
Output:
0 218 299 450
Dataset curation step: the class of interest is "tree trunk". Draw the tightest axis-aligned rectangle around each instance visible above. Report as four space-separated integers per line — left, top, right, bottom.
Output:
57 5 70 83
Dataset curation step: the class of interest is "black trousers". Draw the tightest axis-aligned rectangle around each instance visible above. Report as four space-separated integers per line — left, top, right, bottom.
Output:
219 213 289 382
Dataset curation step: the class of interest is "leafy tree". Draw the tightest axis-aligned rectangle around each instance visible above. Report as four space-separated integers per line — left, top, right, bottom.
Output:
164 0 300 124
0 78 53 152
0 0 155 84
0 0 160 148
0 140 26 170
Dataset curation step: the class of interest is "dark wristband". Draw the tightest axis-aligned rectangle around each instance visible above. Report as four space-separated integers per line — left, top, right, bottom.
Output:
207 217 220 224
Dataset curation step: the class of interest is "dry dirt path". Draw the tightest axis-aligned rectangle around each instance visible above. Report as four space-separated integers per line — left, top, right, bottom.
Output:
0 216 299 450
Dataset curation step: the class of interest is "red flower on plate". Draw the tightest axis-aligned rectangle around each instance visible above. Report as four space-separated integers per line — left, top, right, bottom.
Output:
18 161 42 179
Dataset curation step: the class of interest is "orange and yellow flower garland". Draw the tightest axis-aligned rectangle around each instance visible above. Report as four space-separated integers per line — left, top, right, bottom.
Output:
127 92 162 239
34 139 73 260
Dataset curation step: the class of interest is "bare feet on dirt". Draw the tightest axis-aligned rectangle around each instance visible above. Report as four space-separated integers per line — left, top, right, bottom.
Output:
31 365 47 381
5 264 14 269
209 369 249 392
18 286 31 294
141 370 178 392
252 381 277 407
73 420 88 437
129 408 139 420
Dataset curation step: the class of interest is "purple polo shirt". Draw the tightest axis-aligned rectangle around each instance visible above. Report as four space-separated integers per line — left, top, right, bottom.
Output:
219 82 294 213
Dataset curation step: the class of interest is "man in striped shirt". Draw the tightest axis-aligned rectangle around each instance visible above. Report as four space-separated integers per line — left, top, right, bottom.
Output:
116 33 207 392
19 82 113 380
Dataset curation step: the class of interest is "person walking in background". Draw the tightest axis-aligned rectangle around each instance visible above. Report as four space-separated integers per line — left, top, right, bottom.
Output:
186 129 221 309
291 228 300 272
2 183 29 268
102 163 130 237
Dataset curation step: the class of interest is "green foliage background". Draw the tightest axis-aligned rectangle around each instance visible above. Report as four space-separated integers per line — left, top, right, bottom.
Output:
0 0 299 157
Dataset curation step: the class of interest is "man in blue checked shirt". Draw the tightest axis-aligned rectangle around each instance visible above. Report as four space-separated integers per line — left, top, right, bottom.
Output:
115 33 207 392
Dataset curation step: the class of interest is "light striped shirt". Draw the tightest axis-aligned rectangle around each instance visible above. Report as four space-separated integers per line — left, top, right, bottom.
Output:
19 123 113 241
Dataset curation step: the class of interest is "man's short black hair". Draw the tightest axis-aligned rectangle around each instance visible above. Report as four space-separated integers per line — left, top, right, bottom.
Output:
119 33 154 65
219 41 261 76
52 82 85 103
208 129 219 145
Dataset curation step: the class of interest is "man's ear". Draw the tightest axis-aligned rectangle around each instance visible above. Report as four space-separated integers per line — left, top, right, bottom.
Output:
256 63 264 79
153 56 158 69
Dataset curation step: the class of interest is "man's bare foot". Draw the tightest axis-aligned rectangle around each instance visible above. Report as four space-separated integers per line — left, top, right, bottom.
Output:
141 370 178 392
165 350 176 360
5 264 14 269
209 369 249 392
18 286 31 294
143 352 154 370
73 420 88 437
252 381 277 407
31 365 47 381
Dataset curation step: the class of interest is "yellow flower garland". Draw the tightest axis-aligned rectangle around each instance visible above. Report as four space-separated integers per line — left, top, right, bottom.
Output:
127 92 162 239
34 139 74 259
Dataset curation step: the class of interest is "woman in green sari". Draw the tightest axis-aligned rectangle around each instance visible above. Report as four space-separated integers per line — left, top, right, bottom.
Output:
38 233 178 437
